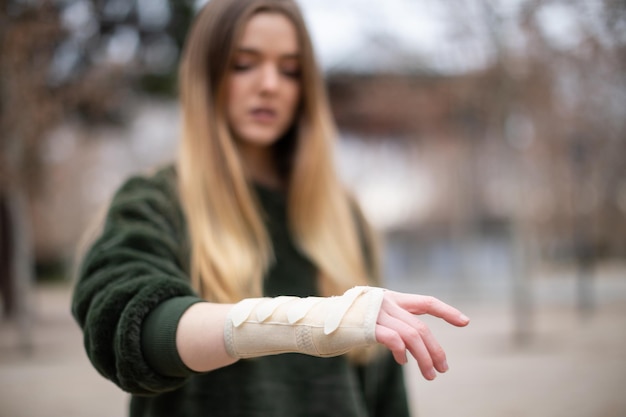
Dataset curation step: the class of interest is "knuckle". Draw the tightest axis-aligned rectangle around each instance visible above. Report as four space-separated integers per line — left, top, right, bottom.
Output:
423 295 437 309
390 333 405 351
415 320 428 333
432 346 446 361
405 328 420 341
415 322 433 340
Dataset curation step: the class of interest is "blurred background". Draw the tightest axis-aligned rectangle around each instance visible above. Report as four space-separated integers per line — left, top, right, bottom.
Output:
1 0 625 416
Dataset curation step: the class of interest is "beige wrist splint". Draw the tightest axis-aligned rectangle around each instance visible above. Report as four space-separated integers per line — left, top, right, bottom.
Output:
224 286 385 359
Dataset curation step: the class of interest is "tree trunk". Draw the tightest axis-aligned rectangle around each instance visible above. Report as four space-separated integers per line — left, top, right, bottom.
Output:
0 194 14 318
5 184 35 352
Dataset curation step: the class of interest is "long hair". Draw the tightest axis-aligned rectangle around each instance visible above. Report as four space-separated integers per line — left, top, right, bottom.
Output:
177 0 380 303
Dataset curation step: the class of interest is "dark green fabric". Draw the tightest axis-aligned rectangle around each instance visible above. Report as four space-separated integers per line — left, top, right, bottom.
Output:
141 296 203 378
71 166 410 417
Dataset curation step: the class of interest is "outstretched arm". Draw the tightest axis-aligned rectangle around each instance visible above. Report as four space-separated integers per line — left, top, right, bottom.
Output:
175 287 469 381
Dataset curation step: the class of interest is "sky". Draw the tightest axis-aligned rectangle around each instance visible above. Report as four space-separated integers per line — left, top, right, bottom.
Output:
295 0 593 74
296 0 493 74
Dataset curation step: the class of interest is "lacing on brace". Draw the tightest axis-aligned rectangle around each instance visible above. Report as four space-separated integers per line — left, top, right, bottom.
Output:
229 286 375 335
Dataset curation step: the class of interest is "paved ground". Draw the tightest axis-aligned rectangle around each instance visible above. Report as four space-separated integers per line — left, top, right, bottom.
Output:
1 267 625 417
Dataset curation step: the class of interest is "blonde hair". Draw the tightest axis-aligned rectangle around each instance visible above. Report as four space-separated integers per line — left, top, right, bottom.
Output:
177 0 380 303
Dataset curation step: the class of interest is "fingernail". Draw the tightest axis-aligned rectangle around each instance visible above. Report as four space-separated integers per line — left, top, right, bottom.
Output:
460 314 470 323
442 360 449 372
428 369 437 380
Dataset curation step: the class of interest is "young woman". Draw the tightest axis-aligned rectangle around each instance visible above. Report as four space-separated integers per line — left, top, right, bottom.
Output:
72 1 470 416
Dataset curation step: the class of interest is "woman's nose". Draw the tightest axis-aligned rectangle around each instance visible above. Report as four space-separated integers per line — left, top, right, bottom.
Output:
259 64 280 93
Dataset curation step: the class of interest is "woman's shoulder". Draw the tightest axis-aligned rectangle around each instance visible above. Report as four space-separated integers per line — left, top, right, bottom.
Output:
102 164 186 233
116 164 177 193
111 164 179 206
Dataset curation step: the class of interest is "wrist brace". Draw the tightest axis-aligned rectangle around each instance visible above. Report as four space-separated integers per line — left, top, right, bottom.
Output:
224 286 385 359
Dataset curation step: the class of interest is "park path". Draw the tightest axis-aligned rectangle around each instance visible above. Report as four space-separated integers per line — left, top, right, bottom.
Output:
1 271 625 417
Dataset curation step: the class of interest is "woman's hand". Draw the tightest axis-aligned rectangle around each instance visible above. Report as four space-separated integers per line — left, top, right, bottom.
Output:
375 291 470 380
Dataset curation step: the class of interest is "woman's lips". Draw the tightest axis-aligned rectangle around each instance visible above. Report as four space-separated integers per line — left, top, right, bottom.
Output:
250 108 277 123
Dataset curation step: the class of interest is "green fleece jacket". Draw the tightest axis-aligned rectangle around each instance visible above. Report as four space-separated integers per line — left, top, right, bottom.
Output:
71 166 410 417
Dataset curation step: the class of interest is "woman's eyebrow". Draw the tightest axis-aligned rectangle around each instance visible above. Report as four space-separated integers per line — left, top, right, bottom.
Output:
235 47 300 59
236 47 260 56
237 46 261 54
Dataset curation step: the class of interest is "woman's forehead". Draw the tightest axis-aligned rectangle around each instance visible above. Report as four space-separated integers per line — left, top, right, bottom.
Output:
237 12 300 56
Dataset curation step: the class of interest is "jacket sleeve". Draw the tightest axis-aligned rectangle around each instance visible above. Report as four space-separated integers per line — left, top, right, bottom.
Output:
71 169 203 395
357 351 411 417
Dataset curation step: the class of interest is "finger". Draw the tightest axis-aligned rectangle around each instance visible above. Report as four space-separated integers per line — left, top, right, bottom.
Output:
378 310 436 380
389 292 470 327
383 299 448 373
375 324 408 365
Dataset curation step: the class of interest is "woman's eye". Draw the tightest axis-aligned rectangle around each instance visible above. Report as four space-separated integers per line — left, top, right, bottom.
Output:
281 66 301 78
232 61 255 72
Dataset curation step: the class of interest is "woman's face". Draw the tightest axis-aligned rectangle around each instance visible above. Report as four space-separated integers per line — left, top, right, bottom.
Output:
226 12 301 148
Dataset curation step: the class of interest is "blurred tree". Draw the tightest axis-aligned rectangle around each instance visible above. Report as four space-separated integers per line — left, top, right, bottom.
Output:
1 2 66 325
327 0 624 337
0 0 196 320
474 0 626 323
